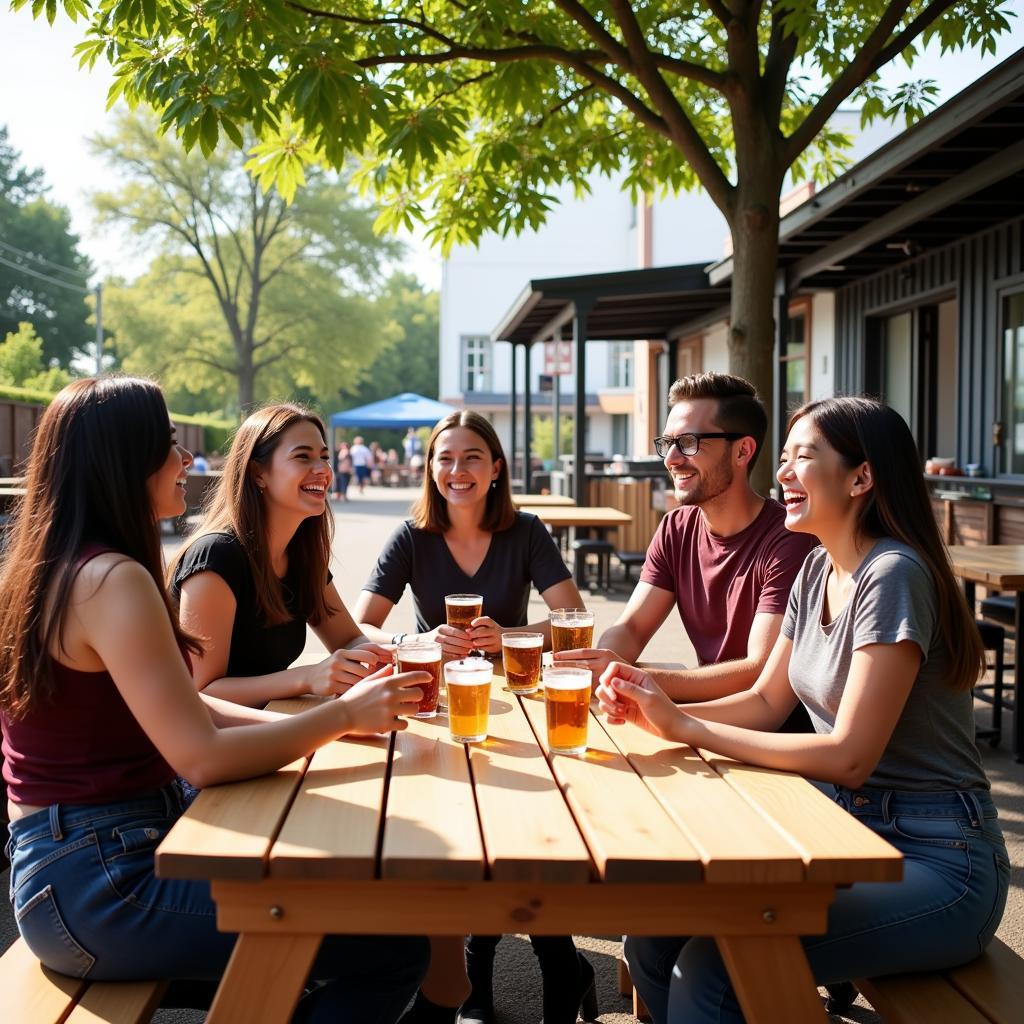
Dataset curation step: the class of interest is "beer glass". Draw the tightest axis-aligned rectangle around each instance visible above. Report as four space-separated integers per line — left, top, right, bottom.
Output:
396 640 442 718
445 657 493 743
445 593 483 630
501 632 544 695
542 665 591 755
549 609 595 654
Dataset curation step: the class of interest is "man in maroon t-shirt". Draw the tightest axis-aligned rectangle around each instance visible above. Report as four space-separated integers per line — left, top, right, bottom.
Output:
557 372 817 701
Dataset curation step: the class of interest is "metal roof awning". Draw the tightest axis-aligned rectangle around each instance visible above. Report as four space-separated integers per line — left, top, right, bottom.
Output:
492 263 730 346
708 48 1024 290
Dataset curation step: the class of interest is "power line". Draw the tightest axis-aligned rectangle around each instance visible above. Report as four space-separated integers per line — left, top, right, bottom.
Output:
0 253 90 295
0 238 91 283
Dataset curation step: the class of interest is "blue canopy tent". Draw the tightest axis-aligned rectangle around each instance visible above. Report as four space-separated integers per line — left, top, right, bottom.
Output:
329 392 458 430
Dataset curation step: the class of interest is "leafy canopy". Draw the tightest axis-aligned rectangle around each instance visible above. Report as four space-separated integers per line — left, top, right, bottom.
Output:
16 1 1016 252
0 321 73 391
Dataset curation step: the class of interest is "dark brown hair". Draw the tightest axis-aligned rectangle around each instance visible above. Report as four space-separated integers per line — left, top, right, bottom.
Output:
789 396 984 692
411 410 516 533
169 404 337 627
0 376 200 717
668 372 768 471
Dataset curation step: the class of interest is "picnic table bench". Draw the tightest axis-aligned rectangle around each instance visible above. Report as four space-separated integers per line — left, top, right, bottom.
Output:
153 660 902 1024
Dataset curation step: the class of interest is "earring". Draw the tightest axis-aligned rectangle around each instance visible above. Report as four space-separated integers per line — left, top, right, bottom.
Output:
490 480 497 490
850 490 857 497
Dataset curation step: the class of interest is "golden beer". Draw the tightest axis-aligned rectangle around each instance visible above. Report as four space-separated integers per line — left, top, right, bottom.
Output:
445 658 493 743
446 594 483 629
542 666 591 755
396 641 442 718
549 609 595 654
501 632 544 694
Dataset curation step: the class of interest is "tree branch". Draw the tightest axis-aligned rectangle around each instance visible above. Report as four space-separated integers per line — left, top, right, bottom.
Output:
550 0 634 67
785 0 949 165
284 1 459 48
762 2 799 121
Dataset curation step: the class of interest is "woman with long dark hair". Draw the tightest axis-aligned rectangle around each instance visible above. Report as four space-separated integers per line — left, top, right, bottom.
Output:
0 377 429 1021
170 404 389 706
354 409 594 1024
598 397 1009 1024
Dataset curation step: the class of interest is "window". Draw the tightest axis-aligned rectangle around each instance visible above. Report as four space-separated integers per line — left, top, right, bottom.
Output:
1002 292 1024 474
461 335 491 393
611 413 631 456
609 342 634 388
780 301 811 419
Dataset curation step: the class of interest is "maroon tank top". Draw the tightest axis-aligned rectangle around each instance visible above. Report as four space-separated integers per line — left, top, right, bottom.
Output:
2 547 177 805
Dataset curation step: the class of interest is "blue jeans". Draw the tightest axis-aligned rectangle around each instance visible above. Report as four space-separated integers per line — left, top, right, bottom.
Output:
625 786 1010 1024
6 783 429 1023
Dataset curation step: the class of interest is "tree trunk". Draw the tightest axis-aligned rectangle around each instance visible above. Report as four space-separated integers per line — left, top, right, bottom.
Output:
727 186 783 497
237 353 256 413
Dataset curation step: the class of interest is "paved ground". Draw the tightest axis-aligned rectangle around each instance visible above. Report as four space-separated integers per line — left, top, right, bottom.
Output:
2 484 1022 1022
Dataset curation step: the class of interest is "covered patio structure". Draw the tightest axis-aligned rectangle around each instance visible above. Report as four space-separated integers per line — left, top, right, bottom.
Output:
491 263 729 503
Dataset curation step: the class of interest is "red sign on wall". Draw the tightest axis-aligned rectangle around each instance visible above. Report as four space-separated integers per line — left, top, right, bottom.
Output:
543 339 572 376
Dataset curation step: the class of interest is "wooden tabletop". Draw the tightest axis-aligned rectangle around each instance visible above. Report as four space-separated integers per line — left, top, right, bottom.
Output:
157 664 901 1024
519 505 632 528
511 493 576 507
947 544 1024 589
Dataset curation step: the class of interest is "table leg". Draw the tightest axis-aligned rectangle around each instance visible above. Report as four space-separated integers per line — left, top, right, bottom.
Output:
716 935 827 1023
206 932 320 1024
1015 593 1023 763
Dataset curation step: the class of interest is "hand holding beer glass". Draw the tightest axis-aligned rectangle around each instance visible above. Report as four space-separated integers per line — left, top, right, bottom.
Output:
542 664 591 756
395 640 442 718
549 609 595 654
436 593 483 660
501 632 544 694
445 656 493 743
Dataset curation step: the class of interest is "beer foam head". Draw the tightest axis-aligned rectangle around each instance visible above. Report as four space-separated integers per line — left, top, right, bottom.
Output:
445 657 492 685
549 608 594 626
397 642 441 664
445 594 482 606
503 632 544 649
542 666 592 689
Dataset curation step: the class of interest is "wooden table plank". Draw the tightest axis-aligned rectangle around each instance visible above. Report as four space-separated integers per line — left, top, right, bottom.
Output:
699 752 903 883
948 544 1024 587
599 720 806 883
521 506 633 528
269 734 392 880
511 493 576 506
468 685 593 883
518 693 704 882
156 760 307 881
381 714 486 881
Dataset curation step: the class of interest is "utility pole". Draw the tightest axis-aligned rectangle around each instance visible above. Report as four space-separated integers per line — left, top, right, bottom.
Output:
94 282 103 375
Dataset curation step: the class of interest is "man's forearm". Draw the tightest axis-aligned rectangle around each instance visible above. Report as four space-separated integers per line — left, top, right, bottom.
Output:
647 658 762 703
596 623 646 664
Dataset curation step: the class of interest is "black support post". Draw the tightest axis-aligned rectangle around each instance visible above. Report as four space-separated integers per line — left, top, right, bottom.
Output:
509 343 518 489
572 302 593 506
523 342 532 493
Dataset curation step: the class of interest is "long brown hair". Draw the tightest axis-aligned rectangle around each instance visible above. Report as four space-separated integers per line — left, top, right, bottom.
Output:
170 403 337 626
0 376 200 717
411 410 516 533
789 396 984 692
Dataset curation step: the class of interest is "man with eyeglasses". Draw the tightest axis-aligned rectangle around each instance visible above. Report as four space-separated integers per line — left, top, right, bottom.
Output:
555 372 817 706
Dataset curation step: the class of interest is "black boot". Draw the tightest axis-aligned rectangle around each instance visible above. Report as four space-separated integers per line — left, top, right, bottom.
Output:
823 981 857 1015
401 991 459 1024
539 949 599 1024
459 935 497 1024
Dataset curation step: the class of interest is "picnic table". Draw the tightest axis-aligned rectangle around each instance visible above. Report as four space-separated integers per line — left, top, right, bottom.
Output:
947 543 1024 760
155 663 901 1024
511 494 576 507
519 505 634 587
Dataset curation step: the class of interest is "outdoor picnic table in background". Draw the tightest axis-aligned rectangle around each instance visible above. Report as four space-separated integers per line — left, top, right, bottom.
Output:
519 504 633 587
511 493 576 507
947 543 1024 760
155 660 902 1024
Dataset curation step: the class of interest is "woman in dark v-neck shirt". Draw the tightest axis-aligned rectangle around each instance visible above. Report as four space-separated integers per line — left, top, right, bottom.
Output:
354 412 594 1024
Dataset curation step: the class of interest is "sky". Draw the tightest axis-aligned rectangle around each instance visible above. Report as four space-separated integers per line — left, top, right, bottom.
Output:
1 3 1022 290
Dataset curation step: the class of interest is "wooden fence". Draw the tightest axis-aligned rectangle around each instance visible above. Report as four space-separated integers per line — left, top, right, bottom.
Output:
586 477 665 554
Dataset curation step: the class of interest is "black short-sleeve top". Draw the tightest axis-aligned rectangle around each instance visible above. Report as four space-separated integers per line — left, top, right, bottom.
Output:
363 512 571 633
171 531 322 676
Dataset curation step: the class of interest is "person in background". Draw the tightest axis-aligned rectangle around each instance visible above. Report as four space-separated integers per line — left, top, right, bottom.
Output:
599 397 1009 1024
354 410 593 1024
191 450 209 474
561 373 816 724
170 405 392 709
0 377 429 1021
334 441 352 502
350 435 372 494
403 426 423 465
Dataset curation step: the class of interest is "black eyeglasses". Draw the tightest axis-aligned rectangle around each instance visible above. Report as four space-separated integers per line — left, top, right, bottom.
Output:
653 432 745 458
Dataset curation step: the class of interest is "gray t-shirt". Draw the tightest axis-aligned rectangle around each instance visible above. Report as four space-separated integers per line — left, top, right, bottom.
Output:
782 538 988 792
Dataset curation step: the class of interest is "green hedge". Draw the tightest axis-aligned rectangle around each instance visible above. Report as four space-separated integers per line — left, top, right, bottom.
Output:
0 384 236 456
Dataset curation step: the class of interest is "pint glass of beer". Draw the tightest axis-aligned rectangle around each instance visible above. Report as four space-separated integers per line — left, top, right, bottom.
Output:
501 632 544 695
549 609 595 654
542 665 591 755
445 657 493 743
396 640 442 718
445 593 483 630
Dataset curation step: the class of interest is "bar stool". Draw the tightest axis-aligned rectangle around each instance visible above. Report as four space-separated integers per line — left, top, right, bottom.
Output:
571 538 614 591
974 619 1006 747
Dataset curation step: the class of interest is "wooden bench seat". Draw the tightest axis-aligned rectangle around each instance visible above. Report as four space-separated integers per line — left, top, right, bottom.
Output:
0 937 166 1024
856 937 1024 1024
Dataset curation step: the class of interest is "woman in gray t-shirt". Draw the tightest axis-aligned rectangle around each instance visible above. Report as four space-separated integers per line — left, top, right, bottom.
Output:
598 396 1009 1024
